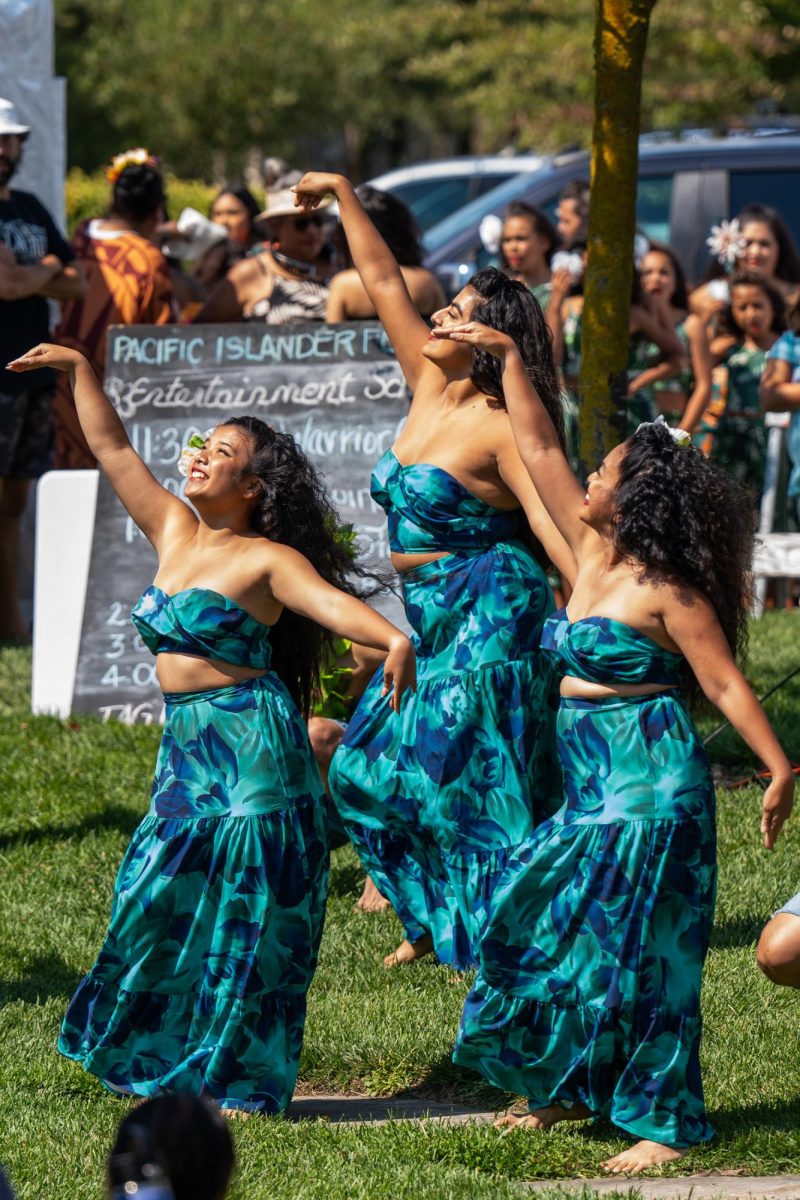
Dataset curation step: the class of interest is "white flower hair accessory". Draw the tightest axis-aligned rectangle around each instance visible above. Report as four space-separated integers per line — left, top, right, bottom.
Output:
551 250 584 281
706 219 746 271
479 213 503 255
178 429 216 477
636 414 691 447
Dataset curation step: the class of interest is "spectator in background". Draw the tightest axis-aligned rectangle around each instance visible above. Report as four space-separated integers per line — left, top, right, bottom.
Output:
326 186 444 320
55 149 175 469
691 204 800 326
107 1095 234 1200
555 179 589 248
640 241 712 424
195 181 338 324
760 293 800 526
0 97 85 641
684 270 784 497
190 186 263 294
499 200 560 311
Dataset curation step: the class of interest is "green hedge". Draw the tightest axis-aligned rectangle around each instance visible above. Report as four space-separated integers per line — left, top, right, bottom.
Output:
65 168 222 235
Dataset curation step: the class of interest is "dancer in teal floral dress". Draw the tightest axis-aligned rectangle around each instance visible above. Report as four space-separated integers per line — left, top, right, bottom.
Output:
431 317 793 1174
9 344 415 1114
293 171 573 971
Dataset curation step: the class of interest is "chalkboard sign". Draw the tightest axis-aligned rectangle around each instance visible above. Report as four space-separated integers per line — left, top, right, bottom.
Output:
71 321 408 722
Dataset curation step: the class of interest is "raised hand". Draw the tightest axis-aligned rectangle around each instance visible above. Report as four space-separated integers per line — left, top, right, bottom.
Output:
381 635 417 713
292 172 347 212
431 321 517 360
7 342 87 374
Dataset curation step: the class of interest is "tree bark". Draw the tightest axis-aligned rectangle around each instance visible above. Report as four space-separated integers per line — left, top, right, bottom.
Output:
579 0 657 470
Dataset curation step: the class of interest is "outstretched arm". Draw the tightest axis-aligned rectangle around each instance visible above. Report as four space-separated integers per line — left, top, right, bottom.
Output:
761 358 800 413
664 593 794 850
293 173 434 391
7 345 192 548
433 321 592 558
266 544 416 712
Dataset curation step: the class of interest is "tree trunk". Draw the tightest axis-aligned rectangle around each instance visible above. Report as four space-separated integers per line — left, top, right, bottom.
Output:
579 0 657 470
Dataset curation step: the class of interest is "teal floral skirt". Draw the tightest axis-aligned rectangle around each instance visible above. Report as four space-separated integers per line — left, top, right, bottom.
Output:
454 691 716 1148
58 675 329 1114
328 541 561 969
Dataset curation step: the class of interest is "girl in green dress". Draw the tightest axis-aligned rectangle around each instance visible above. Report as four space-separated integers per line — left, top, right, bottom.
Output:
682 270 785 494
9 343 416 1114
432 320 794 1174
499 201 560 313
640 243 712 426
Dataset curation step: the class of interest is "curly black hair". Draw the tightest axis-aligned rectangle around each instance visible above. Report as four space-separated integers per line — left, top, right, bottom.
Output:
222 416 384 716
111 163 166 223
612 421 755 701
468 267 565 448
109 1094 234 1200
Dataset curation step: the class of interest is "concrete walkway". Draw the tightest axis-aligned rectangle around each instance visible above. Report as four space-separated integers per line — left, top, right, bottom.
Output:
526 1176 800 1199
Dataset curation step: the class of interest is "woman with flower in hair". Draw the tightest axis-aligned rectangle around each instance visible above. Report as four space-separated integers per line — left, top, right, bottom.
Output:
55 150 176 469
691 205 800 328
431 319 794 1173
292 170 574 973
9 341 415 1114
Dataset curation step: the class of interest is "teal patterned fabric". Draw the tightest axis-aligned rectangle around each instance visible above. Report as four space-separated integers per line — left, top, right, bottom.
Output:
627 333 661 432
711 343 768 495
652 319 693 417
454 619 717 1148
59 625 329 1114
371 450 521 553
542 608 684 687
329 541 562 969
132 586 272 668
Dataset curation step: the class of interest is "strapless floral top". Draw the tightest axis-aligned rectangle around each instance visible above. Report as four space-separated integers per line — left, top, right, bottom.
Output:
131 586 272 669
370 449 521 554
541 607 683 687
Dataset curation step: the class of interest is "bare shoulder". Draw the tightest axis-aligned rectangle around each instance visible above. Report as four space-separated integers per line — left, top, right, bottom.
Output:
656 579 716 628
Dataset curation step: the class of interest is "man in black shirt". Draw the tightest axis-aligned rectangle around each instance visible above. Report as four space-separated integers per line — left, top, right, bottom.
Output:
0 98 85 640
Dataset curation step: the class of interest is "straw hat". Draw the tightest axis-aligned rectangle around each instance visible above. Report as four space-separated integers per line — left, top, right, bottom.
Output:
257 187 334 223
0 99 30 138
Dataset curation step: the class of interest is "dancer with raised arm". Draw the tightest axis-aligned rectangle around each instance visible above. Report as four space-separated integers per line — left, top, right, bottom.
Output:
430 320 794 1173
9 343 415 1115
292 172 574 971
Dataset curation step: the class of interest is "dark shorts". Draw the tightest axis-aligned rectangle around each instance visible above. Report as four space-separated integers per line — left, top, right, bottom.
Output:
0 386 54 479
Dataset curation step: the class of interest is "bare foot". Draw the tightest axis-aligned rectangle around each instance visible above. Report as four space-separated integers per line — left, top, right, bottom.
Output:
355 875 390 913
495 1102 592 1131
221 1108 252 1121
383 933 434 968
601 1140 684 1174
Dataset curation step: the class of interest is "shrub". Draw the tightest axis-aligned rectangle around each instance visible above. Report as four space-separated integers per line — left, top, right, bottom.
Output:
65 168 221 235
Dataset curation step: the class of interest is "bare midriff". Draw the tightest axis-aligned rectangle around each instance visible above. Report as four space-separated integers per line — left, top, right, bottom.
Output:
156 653 267 695
560 676 677 700
391 549 450 574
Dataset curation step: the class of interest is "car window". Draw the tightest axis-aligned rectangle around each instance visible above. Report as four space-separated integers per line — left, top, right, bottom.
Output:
473 173 515 198
388 178 475 232
635 175 672 243
729 170 800 248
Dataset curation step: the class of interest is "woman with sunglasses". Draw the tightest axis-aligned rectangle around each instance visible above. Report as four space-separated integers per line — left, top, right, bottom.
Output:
195 187 338 325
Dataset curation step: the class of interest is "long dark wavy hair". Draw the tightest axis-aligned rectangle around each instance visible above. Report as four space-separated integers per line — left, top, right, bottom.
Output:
468 267 565 446
220 416 381 716
612 421 755 702
642 240 690 310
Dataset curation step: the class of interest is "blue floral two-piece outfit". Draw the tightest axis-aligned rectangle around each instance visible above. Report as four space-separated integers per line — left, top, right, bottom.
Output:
454 609 717 1148
59 586 329 1114
329 449 561 969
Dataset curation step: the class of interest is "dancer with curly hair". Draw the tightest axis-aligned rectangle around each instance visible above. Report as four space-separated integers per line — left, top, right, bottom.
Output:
292 172 574 971
9 343 415 1115
430 319 795 1173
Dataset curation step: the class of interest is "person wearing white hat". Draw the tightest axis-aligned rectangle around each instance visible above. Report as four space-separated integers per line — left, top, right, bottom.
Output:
0 97 85 640
195 182 338 325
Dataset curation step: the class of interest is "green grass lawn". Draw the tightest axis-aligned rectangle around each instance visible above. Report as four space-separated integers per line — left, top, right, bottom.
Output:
0 614 799 1199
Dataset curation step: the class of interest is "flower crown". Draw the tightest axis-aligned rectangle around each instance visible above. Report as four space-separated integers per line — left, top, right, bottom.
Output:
107 147 160 184
178 431 214 477
706 219 746 272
